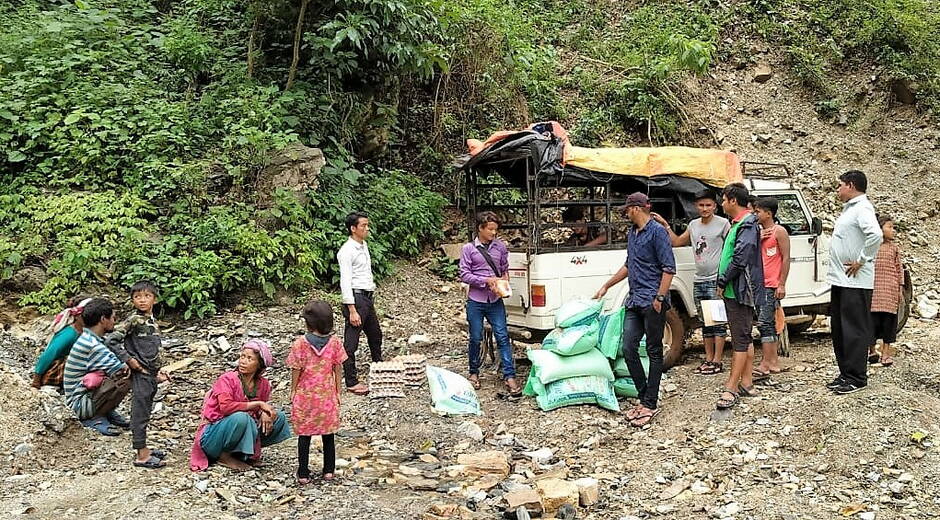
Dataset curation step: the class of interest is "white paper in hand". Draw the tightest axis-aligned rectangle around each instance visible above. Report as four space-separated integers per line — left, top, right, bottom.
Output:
701 299 728 326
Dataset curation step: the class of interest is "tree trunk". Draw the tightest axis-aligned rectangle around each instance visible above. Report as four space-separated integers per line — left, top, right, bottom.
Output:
247 10 260 78
286 0 310 90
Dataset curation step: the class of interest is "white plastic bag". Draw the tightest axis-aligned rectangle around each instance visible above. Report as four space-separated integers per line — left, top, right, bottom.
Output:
426 365 483 416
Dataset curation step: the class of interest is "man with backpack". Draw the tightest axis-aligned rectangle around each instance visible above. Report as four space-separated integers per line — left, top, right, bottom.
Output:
459 211 521 396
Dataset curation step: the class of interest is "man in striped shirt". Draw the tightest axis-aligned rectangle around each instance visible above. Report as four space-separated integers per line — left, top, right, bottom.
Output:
64 298 131 436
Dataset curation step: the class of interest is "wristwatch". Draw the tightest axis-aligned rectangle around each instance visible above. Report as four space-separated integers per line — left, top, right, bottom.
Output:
655 294 667 302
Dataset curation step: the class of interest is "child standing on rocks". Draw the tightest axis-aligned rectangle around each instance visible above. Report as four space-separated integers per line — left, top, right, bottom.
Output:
107 281 170 469
869 214 904 367
287 300 348 484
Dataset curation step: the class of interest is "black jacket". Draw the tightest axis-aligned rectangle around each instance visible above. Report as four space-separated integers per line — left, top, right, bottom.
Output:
717 213 766 308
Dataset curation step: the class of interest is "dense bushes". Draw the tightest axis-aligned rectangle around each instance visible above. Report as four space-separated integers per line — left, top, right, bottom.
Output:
0 0 446 316
1 0 935 316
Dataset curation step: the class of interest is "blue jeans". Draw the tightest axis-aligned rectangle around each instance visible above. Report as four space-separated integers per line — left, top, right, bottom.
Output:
694 280 727 338
757 287 779 343
467 299 516 379
622 303 667 410
200 410 291 461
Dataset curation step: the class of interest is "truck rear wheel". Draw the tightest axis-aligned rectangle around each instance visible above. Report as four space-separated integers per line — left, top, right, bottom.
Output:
663 309 686 370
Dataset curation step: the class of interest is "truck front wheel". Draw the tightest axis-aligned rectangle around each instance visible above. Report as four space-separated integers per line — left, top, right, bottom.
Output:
663 309 686 370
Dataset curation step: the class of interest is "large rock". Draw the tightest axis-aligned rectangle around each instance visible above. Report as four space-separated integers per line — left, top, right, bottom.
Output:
891 79 916 105
536 478 579 514
9 266 47 292
256 143 324 206
753 63 773 83
574 477 599 506
504 488 542 514
457 451 510 477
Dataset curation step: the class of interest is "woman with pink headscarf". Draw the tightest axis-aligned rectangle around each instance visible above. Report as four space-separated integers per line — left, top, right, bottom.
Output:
32 296 93 390
190 340 291 472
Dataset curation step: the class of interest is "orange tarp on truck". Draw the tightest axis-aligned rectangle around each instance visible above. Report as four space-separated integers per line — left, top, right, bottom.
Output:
566 146 742 187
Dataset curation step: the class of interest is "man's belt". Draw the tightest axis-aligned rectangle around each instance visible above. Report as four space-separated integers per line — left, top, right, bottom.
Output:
353 289 375 297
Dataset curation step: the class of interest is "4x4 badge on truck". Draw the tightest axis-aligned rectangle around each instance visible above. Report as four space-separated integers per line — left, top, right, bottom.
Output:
570 255 587 265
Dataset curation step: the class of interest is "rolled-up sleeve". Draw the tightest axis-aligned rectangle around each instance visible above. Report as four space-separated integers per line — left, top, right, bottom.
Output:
337 246 355 305
654 227 677 274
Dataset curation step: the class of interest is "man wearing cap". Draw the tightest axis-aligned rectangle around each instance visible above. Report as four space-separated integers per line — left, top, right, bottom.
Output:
595 192 676 427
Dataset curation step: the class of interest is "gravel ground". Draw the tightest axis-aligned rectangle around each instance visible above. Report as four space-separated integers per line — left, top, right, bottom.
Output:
1 262 939 520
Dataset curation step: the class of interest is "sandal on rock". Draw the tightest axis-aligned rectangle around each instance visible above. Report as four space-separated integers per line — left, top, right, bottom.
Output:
694 361 712 374
133 455 166 469
150 449 167 460
81 417 120 437
296 473 312 486
468 374 481 390
738 384 761 397
625 405 643 420
346 383 370 395
716 390 739 410
751 369 771 381
505 377 522 396
701 362 723 375
880 357 894 367
322 473 336 481
629 408 660 427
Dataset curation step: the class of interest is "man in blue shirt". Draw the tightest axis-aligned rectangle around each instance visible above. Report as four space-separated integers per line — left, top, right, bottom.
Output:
595 192 676 427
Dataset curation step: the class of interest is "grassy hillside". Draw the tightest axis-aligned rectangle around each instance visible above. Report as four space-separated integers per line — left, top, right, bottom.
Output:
1 0 936 315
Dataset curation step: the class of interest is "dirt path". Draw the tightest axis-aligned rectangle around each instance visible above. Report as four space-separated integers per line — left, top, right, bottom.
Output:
1 263 939 520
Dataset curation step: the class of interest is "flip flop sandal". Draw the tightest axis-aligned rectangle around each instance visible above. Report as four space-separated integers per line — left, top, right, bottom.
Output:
347 385 370 396
694 362 712 374
106 410 131 429
738 384 761 397
322 473 336 481
150 449 167 460
716 391 740 410
133 455 166 469
624 405 643 420
468 375 481 390
880 358 894 367
701 362 723 375
751 369 771 381
81 418 120 437
629 408 660 427
296 474 312 485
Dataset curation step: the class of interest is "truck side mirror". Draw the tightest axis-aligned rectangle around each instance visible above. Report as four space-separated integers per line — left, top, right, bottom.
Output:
811 217 823 236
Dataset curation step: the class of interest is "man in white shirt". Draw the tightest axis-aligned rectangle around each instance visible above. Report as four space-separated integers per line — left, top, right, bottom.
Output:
337 212 382 395
826 170 882 395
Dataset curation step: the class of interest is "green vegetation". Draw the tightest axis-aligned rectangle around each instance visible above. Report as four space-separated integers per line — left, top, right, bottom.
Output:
747 0 940 113
1 0 936 315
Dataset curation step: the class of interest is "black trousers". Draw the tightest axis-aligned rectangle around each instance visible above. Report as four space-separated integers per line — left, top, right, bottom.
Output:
831 286 874 387
622 304 667 410
342 291 383 387
297 434 336 477
130 372 158 450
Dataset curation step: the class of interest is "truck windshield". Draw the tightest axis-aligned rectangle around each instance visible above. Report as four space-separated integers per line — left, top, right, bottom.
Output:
769 193 812 235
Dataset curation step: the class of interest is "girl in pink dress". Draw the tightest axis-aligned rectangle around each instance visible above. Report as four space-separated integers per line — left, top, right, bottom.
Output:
287 300 348 484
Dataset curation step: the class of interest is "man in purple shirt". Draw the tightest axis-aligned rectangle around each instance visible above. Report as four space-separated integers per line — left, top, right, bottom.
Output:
459 211 521 396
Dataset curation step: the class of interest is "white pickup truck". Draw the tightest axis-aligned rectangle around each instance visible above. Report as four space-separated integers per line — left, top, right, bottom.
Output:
460 138 911 368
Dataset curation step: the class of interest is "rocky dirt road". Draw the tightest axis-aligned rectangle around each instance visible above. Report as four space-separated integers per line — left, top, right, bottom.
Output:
1 263 938 520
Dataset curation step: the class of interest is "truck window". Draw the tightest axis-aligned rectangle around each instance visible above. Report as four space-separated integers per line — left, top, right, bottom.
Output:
770 193 812 235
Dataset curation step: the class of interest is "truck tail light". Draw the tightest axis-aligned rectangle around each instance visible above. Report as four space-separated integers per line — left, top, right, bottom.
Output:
531 285 546 307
